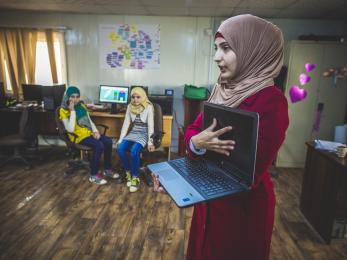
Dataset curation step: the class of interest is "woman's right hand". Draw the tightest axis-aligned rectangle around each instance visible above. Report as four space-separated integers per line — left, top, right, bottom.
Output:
68 100 75 111
152 174 165 193
191 118 235 156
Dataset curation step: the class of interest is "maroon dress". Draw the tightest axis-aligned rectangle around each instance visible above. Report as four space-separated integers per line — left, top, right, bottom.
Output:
185 86 289 260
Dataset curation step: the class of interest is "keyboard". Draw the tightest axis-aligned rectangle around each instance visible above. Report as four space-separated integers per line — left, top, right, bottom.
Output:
168 158 235 197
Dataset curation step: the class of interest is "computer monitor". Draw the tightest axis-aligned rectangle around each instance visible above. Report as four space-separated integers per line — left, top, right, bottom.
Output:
52 84 66 108
41 84 66 110
99 85 129 113
22 84 43 103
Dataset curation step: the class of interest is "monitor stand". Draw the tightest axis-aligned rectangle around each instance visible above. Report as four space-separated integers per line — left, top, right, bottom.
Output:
110 103 119 114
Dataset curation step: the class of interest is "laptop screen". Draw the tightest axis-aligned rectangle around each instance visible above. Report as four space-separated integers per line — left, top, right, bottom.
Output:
203 102 259 186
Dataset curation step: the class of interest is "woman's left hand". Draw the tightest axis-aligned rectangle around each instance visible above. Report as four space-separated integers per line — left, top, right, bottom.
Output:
148 144 155 152
93 131 101 140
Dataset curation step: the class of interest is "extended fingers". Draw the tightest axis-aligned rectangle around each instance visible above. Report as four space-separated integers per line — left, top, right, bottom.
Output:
207 139 235 147
209 144 234 150
213 126 233 137
210 148 231 156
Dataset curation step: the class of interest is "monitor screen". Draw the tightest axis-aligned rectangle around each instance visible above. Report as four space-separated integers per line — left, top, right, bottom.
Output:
99 85 129 104
22 84 43 102
52 84 66 107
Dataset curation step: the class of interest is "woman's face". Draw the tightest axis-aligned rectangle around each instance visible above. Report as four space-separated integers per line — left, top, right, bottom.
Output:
131 93 143 105
68 94 80 105
214 37 237 80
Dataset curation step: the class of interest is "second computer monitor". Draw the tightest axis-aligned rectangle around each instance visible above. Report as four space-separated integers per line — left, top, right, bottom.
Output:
22 84 43 103
99 85 129 104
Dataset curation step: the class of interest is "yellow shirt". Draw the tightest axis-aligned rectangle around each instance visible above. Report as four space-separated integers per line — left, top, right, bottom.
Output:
59 107 92 143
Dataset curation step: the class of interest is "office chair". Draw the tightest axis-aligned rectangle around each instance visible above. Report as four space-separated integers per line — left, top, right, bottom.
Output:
55 106 109 177
140 103 165 186
0 107 36 170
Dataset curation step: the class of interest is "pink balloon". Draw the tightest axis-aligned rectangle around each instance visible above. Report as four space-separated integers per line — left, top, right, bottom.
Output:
289 85 307 103
299 73 311 85
305 63 315 73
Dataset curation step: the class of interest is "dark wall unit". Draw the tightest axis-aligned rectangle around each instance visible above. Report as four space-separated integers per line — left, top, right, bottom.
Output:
300 142 347 244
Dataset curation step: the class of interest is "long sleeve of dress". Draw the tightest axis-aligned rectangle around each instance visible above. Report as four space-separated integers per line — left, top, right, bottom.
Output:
62 111 76 133
118 106 131 143
252 91 288 179
184 112 203 158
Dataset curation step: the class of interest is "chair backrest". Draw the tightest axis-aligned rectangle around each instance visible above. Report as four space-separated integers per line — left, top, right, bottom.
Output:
55 106 74 148
151 103 164 149
19 107 37 143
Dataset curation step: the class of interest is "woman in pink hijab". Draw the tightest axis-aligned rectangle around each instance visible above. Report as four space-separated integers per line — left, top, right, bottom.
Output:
155 14 289 260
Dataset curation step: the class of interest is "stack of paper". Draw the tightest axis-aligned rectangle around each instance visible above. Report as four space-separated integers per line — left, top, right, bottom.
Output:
314 140 345 152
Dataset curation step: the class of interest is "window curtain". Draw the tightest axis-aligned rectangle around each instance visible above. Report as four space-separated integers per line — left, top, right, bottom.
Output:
0 29 38 98
45 29 58 84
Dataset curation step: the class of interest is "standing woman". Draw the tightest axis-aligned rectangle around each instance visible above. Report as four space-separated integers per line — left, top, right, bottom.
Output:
59 86 120 185
117 87 155 193
154 14 289 259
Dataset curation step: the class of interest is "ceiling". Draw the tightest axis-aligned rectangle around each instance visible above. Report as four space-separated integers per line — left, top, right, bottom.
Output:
0 0 346 20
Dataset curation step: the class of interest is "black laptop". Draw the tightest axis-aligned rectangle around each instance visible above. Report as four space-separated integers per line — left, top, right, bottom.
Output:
147 102 259 207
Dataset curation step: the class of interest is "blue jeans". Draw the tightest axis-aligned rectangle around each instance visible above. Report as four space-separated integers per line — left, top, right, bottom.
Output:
80 135 113 176
117 139 143 177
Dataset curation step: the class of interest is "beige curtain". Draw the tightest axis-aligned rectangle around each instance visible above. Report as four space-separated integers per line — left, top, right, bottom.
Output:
22 30 38 84
45 29 58 84
0 29 38 98
0 33 9 89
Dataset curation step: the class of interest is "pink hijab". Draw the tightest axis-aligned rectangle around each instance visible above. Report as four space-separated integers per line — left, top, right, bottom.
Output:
208 14 284 108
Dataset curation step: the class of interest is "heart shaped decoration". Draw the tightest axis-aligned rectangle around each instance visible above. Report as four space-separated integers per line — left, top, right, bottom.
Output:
299 73 311 85
289 85 307 103
305 63 315 73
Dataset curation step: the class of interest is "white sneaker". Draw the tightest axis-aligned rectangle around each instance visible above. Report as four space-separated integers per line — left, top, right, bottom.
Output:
103 169 120 179
129 177 140 193
89 173 107 185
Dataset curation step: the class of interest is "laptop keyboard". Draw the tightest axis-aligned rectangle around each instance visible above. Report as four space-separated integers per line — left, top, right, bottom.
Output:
168 158 236 197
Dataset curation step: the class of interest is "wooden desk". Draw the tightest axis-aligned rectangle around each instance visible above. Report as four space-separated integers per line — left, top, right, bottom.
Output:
300 142 347 243
89 111 173 160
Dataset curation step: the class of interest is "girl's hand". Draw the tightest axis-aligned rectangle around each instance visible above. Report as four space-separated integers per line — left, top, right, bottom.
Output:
68 100 75 111
191 118 235 156
152 174 165 193
93 131 101 140
148 144 155 152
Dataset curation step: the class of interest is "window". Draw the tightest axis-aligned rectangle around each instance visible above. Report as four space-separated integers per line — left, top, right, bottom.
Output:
35 31 67 85
1 30 67 93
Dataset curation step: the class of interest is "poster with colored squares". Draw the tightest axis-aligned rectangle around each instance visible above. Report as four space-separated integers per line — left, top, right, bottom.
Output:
99 24 160 69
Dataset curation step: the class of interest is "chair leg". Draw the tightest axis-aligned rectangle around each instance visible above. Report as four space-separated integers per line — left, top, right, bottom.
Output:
140 166 154 187
64 158 90 177
0 147 31 170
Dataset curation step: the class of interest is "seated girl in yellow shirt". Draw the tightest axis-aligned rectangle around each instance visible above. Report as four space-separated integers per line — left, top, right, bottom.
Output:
59 86 119 185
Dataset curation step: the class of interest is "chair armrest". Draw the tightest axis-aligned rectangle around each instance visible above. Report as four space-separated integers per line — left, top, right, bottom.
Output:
69 132 79 143
96 124 109 135
56 126 79 143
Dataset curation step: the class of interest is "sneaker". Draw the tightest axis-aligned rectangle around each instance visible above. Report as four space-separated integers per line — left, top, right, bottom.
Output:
126 171 132 187
129 177 140 193
103 169 120 179
89 172 107 185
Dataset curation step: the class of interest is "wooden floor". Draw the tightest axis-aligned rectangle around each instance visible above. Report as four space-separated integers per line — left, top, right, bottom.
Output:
0 148 346 260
